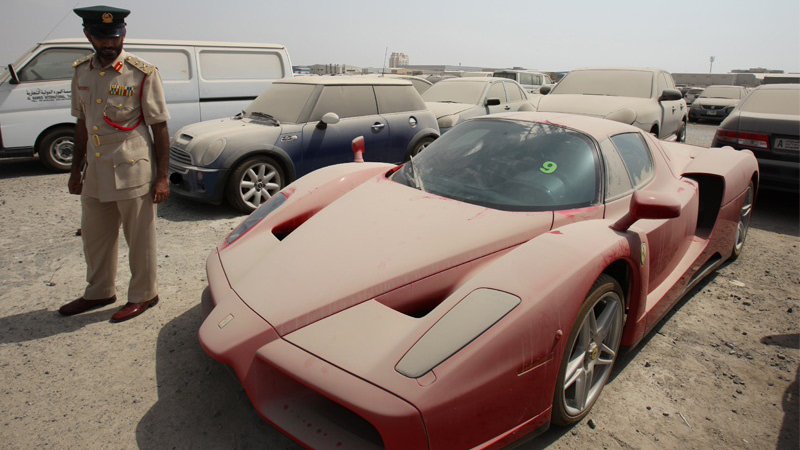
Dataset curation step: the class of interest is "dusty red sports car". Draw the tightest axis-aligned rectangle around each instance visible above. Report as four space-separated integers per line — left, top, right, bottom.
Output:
198 112 758 450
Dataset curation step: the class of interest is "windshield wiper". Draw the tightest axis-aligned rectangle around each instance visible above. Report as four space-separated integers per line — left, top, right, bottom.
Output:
249 111 280 125
408 154 425 192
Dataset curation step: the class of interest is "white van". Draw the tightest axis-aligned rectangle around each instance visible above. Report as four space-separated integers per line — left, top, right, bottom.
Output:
0 38 292 171
492 70 553 94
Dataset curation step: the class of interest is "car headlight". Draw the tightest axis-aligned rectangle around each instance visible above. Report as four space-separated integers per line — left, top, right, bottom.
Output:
395 288 520 378
199 138 226 166
437 115 460 129
604 108 637 125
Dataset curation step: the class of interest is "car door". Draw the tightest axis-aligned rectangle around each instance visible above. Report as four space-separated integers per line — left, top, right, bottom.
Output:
374 84 429 163
484 80 508 115
658 72 683 138
297 84 391 175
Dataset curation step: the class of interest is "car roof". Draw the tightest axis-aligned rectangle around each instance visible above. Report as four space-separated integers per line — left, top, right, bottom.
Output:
475 111 644 139
277 76 412 86
570 67 667 73
437 77 500 83
754 83 800 91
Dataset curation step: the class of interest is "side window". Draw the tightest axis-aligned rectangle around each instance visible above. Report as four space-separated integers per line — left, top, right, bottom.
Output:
199 50 284 80
18 48 92 82
486 82 506 102
375 85 426 114
131 49 191 81
610 133 654 188
520 73 533 85
504 82 525 101
599 139 634 200
310 85 378 121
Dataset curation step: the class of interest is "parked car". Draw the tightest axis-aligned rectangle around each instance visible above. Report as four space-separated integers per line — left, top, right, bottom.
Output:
198 111 757 450
169 76 439 213
711 83 799 192
356 74 432 94
0 38 293 171
422 77 533 133
492 69 554 94
689 85 748 123
684 87 704 105
533 67 688 142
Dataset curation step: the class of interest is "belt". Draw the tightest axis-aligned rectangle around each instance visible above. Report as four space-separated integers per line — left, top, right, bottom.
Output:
91 130 143 147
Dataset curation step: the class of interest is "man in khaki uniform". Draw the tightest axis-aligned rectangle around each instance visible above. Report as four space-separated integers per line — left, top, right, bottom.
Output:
59 5 170 322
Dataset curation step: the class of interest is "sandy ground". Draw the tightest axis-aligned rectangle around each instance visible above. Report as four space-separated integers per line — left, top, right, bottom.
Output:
0 123 798 450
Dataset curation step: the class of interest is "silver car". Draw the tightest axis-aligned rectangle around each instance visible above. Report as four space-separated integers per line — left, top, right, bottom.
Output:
689 85 748 123
533 67 688 142
422 78 533 133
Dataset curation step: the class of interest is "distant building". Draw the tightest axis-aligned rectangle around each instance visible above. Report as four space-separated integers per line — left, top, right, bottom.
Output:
731 67 784 74
310 64 362 75
672 73 760 88
389 52 409 67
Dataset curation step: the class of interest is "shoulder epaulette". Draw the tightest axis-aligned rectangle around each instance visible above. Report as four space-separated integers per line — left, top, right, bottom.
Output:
125 54 156 74
72 54 94 68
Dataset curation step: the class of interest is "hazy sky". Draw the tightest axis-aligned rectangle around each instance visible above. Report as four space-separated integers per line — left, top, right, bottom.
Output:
2 0 799 74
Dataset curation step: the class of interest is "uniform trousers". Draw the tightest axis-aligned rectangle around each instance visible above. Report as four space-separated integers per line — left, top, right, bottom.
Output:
81 193 157 303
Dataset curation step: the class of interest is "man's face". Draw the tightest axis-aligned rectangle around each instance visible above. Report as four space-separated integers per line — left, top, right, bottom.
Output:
84 29 125 63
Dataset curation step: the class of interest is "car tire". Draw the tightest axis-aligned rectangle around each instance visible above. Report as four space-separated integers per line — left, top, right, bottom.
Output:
38 127 75 172
552 274 625 426
676 120 687 143
729 180 754 261
408 136 435 159
226 155 285 214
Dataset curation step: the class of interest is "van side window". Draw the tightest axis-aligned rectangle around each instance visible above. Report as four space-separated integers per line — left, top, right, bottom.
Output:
199 50 284 80
310 85 378 121
375 86 425 114
520 73 533 85
132 49 191 81
18 48 92 82
610 132 654 189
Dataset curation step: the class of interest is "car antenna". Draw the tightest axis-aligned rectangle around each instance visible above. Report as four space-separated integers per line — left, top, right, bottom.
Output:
382 46 388 76
40 3 79 43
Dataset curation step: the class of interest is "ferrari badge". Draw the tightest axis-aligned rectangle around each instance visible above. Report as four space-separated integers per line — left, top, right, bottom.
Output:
641 242 647 265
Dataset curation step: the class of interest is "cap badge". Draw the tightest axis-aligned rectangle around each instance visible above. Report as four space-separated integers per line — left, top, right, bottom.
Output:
102 13 113 23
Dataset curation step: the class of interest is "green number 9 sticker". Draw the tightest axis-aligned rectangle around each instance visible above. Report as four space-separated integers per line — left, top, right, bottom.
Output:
540 161 557 174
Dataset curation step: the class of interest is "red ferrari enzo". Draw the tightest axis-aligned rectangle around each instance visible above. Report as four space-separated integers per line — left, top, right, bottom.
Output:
199 112 758 450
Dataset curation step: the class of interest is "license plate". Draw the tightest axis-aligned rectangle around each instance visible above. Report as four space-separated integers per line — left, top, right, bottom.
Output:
775 138 799 151
706 110 717 116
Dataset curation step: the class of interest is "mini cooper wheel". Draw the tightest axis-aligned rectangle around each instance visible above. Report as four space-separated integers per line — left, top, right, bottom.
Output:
729 180 754 261
553 274 624 426
38 127 75 172
226 156 285 214
408 136 435 159
676 120 687 143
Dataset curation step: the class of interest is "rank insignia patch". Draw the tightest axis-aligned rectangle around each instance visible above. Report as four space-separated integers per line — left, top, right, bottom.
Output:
109 85 134 96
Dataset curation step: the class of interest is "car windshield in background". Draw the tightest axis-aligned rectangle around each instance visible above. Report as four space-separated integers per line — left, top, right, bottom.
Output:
552 70 653 98
493 72 517 81
739 89 800 115
422 81 487 105
700 86 742 99
244 83 315 123
393 119 599 211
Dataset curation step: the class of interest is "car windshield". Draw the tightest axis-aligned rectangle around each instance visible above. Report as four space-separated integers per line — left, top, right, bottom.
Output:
739 88 800 115
244 83 316 123
688 89 704 95
493 72 518 81
551 70 653 98
422 81 487 105
699 86 742 99
392 119 600 211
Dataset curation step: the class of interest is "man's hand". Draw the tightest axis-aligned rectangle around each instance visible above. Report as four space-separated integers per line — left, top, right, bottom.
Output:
68 170 83 195
152 177 169 204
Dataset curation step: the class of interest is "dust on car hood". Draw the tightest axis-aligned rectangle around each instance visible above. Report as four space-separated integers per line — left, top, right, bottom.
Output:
220 175 553 336
535 94 653 118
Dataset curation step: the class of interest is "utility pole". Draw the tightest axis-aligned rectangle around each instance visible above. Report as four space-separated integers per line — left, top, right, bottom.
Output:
709 56 715 73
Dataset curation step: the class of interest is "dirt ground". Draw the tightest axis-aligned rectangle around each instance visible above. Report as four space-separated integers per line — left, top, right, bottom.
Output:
0 123 798 450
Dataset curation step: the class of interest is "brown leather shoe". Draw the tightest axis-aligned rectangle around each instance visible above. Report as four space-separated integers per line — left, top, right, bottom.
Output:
110 296 159 322
59 296 116 316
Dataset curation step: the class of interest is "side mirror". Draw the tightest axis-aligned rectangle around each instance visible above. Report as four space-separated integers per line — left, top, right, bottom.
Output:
658 89 683 102
7 64 20 85
316 112 340 130
611 190 681 232
485 98 501 106
539 85 551 95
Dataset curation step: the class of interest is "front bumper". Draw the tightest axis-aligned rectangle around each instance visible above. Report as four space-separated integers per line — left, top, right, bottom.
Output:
168 161 228 204
689 106 732 121
199 250 428 450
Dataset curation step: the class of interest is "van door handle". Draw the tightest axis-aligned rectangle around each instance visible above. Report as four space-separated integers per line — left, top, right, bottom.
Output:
372 122 386 131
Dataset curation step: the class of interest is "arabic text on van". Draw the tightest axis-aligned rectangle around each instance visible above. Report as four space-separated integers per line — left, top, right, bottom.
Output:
27 88 71 102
